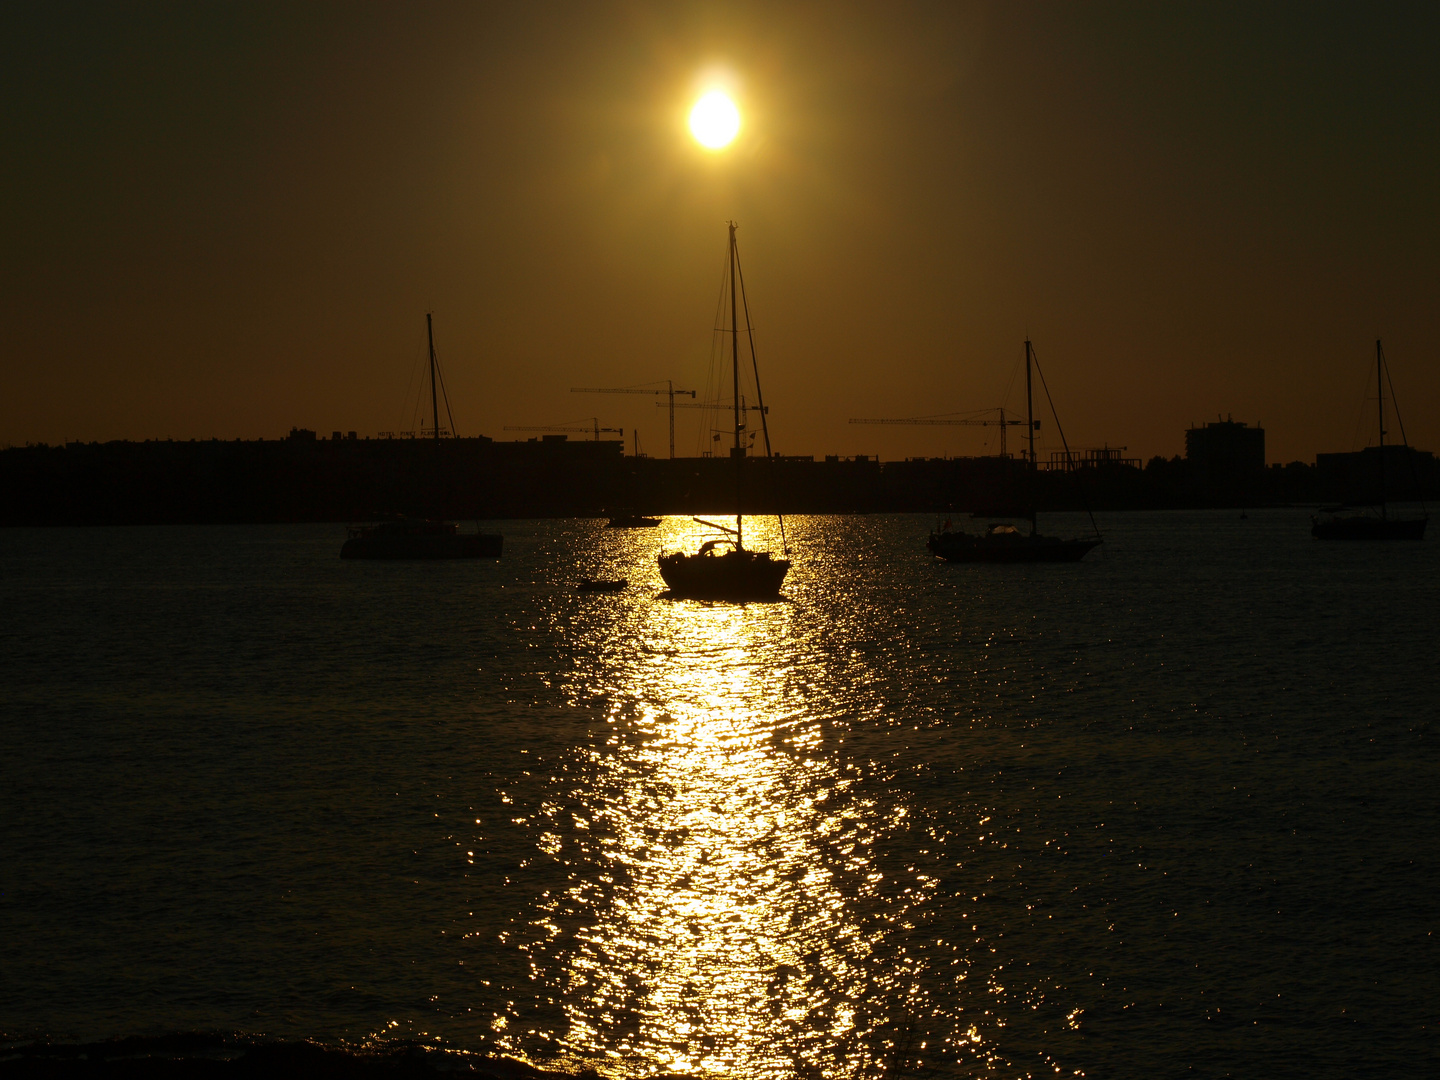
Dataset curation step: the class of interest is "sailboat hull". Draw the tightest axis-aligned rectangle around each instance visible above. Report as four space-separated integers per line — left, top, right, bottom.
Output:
1311 516 1426 541
341 519 502 559
928 532 1100 563
659 549 790 600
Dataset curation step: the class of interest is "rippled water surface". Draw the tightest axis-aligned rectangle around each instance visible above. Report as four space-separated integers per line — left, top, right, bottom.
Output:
2 513 1437 1078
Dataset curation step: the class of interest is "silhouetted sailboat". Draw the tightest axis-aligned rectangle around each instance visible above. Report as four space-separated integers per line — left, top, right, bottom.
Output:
927 340 1101 563
659 222 791 599
341 314 503 559
1312 340 1427 540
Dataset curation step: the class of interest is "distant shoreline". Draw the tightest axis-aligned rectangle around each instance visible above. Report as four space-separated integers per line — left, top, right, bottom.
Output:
6 435 1422 526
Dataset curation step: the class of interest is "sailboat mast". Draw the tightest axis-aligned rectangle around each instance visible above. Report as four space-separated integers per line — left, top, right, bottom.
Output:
1025 340 1035 468
1377 338 1387 518
428 313 440 443
730 221 743 547
1025 339 1037 535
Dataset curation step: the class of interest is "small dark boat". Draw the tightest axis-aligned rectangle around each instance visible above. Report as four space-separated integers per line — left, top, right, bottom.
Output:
605 515 661 529
342 314 503 560
577 578 628 592
658 223 791 601
342 516 502 559
928 522 1099 563
1312 340 1427 541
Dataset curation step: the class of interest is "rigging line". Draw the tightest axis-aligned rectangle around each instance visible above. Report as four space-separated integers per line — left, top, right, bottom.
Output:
429 332 458 437
733 229 787 554
1029 343 1101 539
436 352 458 437
1380 344 1428 513
734 248 770 457
698 245 730 457
712 241 731 334
402 344 425 434
1381 344 1412 451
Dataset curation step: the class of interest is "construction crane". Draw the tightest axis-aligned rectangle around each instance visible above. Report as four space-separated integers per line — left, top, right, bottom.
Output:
570 382 696 460
503 418 624 443
666 401 768 413
849 408 1034 460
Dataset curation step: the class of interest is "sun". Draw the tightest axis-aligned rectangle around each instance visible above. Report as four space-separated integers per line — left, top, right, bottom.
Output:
689 91 740 150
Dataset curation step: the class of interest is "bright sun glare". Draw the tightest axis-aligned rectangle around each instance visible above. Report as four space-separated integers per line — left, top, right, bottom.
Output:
689 91 740 150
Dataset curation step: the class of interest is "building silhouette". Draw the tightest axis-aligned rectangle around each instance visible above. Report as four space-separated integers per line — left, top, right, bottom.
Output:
1186 417 1265 498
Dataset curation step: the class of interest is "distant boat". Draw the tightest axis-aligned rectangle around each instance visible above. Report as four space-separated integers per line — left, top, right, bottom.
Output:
341 314 503 559
659 222 791 600
928 521 1100 563
342 515 503 559
605 514 661 529
928 340 1101 564
1312 340 1427 540
577 577 627 592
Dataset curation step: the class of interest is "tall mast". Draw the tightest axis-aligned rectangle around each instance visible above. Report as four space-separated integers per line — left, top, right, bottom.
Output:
428 313 440 443
1025 340 1035 468
668 380 676 461
1025 339 1036 535
730 221 743 547
1377 338 1387 517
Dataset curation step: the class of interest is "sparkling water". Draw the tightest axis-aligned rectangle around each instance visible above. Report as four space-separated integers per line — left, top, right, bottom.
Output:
2 512 1436 1078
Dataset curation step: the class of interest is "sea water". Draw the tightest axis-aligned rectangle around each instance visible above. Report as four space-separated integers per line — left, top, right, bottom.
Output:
1 512 1436 1078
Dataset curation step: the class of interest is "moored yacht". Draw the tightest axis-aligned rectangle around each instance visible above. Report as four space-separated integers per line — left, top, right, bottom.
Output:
1312 340 1427 540
342 515 502 559
659 222 791 600
341 314 503 560
927 340 1101 564
928 521 1099 563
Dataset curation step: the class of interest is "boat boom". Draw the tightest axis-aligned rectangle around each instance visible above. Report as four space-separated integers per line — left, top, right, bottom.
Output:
693 517 740 536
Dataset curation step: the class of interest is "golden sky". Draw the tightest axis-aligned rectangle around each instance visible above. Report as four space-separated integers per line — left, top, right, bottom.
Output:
4 2 1437 462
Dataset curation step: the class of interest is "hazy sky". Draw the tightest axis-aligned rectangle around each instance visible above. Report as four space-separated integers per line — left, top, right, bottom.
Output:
4 1 1437 462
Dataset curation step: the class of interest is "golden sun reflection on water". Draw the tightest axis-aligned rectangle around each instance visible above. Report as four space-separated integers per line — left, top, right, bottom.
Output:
523 523 914 1077
572 631 844 1072
474 516 1070 1078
